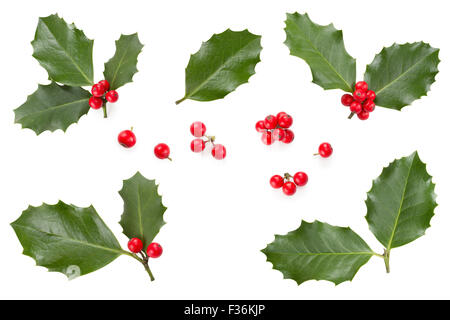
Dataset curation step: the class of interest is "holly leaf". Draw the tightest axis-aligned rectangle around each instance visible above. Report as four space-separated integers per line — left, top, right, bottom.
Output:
119 172 167 248
176 29 262 104
14 82 91 135
284 12 356 92
262 221 375 285
32 14 94 86
103 33 144 90
366 151 437 250
364 42 440 110
11 201 123 278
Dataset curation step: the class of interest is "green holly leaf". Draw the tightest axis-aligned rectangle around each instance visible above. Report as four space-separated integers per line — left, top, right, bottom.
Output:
366 151 437 250
262 221 375 285
364 42 440 110
284 12 356 92
11 201 123 278
103 33 144 90
176 29 262 104
14 82 91 135
119 172 167 248
32 14 94 86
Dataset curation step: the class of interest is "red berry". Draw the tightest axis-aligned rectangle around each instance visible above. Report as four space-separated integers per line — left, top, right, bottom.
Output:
191 139 206 153
318 142 333 158
264 115 277 130
190 121 207 137
363 99 376 112
282 182 297 196
154 143 171 160
355 81 369 92
118 130 136 148
212 144 226 160
276 112 287 121
261 131 273 145
255 120 266 133
88 96 103 109
91 83 106 97
353 89 367 102
105 90 119 103
147 242 163 258
128 238 143 253
350 101 362 114
98 80 110 91
278 114 293 129
357 110 370 120
281 129 294 144
271 128 286 141
366 90 376 101
293 172 308 187
270 175 284 189
341 94 354 107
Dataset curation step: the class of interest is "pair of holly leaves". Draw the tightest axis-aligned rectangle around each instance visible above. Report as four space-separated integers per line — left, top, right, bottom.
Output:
14 12 440 136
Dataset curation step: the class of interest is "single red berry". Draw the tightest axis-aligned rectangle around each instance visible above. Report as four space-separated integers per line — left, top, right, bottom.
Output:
341 94 354 107
255 120 266 133
355 81 369 92
91 83 106 97
270 175 284 189
154 143 171 160
318 142 333 158
282 182 297 196
271 128 286 141
366 90 376 101
293 172 308 187
105 90 119 103
276 112 287 121
98 80 110 91
357 110 370 120
89 96 103 110
350 101 362 114
264 115 278 130
147 242 163 258
212 144 226 160
128 238 143 253
278 114 293 129
261 131 273 145
118 130 136 148
190 121 207 137
281 129 294 144
363 99 376 112
353 89 367 102
191 139 206 153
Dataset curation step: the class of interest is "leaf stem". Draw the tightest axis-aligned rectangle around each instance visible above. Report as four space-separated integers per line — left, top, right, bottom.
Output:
102 104 108 118
175 97 187 105
383 249 391 273
122 250 155 282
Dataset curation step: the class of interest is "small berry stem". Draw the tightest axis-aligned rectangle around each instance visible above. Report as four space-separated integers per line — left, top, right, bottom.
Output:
313 153 319 156
167 157 173 161
102 104 108 118
142 260 155 282
348 112 355 119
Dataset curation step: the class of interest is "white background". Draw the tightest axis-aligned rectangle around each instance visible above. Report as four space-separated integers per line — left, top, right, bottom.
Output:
0 0 449 300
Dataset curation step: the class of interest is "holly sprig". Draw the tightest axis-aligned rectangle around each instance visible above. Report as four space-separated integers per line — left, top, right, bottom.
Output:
284 12 440 119
14 14 143 135
11 172 166 282
263 151 437 285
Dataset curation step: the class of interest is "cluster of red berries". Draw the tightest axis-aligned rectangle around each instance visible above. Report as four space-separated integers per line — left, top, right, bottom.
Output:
128 238 163 259
255 112 294 145
270 172 308 196
341 81 376 120
190 121 226 160
88 80 119 110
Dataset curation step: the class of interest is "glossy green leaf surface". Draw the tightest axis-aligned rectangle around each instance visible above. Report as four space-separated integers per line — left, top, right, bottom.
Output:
14 82 91 135
364 42 440 110
262 221 374 285
177 29 262 104
284 12 356 92
119 172 167 248
103 33 143 90
11 202 122 278
32 14 94 86
366 151 437 250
